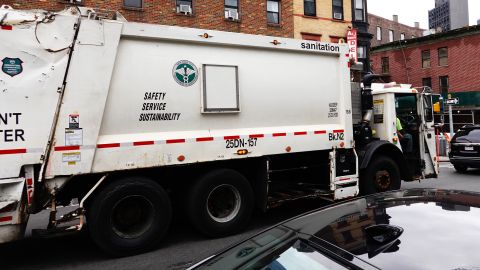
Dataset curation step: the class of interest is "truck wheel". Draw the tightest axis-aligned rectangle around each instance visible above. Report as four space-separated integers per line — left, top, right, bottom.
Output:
361 156 401 195
87 177 172 256
453 164 468 173
187 169 254 237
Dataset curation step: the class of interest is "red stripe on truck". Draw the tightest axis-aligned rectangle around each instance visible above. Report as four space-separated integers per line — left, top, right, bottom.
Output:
133 141 154 146
294 132 307 136
0 149 27 155
166 139 185 144
333 129 344 133
314 130 327 134
224 136 240 140
0 216 13 223
272 133 287 137
97 143 121 149
196 137 214 142
249 134 264 138
1 25 12 30
54 146 80 151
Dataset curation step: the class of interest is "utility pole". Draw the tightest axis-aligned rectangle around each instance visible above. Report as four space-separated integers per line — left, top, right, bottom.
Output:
449 104 454 138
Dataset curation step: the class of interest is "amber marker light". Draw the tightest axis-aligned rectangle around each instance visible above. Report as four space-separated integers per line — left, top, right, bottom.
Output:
392 137 398 143
339 142 345 148
177 155 185 162
237 149 249 155
285 146 292 152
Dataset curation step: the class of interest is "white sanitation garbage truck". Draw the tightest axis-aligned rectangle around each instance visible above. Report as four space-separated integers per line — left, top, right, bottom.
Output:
0 6 438 255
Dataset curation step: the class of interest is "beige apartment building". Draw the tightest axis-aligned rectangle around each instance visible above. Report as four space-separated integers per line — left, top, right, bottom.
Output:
293 0 353 43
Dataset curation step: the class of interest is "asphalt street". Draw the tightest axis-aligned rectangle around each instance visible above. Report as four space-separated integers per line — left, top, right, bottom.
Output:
1 164 479 270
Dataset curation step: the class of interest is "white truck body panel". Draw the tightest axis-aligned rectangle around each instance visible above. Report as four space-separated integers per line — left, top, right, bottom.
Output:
0 8 78 179
41 20 352 178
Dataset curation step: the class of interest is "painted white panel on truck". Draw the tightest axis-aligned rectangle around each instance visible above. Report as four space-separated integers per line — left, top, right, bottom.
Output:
44 19 124 178
44 21 351 177
0 8 78 179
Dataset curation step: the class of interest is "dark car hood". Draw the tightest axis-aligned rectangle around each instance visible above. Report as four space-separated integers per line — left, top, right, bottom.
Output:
283 189 480 270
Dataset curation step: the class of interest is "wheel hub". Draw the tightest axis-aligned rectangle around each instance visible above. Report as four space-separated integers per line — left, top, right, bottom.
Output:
206 184 241 223
375 170 391 191
111 195 154 239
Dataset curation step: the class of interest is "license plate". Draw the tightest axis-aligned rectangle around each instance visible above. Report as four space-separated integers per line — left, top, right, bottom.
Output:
465 146 474 151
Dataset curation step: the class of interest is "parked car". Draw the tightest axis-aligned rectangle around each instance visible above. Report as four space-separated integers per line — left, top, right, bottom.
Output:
189 189 480 270
449 124 480 172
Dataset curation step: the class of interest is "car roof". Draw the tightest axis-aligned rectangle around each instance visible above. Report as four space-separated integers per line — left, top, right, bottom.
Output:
192 189 480 270
282 189 480 270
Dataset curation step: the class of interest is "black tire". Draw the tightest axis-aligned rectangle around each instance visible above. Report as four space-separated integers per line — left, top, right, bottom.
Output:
186 169 254 237
360 156 401 195
87 177 172 257
453 164 468 173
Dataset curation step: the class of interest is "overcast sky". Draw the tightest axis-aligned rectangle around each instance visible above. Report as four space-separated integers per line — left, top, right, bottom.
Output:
368 0 480 29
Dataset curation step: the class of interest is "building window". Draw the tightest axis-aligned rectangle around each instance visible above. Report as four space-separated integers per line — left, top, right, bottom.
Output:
412 35 416 38
400 33 405 40
438 47 448 66
225 0 239 20
267 0 280 24
422 50 431 68
358 46 366 59
388 30 394 42
422 77 432 89
330 36 345 43
354 0 365 21
332 0 343 20
123 0 142 9
376 26 382 41
381 57 389 74
176 0 193 14
304 0 316 16
439 76 449 97
302 33 321 41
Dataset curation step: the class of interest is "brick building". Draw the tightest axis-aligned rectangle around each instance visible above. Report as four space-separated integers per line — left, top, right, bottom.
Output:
1 0 294 37
293 0 352 43
369 14 424 47
370 25 480 129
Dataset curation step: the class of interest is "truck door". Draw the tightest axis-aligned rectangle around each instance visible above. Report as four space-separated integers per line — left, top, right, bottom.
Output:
419 93 439 178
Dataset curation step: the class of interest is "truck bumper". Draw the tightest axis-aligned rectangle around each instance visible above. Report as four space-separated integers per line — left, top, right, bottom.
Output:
449 156 480 168
0 178 28 243
0 224 25 244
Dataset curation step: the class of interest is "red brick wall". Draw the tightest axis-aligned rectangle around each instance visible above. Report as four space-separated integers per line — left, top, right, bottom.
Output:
368 14 424 47
2 0 293 37
370 33 480 95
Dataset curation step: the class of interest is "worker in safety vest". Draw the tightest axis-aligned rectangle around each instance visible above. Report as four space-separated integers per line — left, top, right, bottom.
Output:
396 117 413 153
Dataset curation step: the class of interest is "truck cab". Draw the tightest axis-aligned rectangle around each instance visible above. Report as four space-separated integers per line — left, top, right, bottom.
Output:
371 83 439 180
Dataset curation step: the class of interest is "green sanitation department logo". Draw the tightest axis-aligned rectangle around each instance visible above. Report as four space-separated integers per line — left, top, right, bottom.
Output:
2 57 23 77
173 60 198 87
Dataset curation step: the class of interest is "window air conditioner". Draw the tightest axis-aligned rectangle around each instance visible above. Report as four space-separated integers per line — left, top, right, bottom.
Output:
68 0 83 4
333 13 343 20
227 10 239 20
178 4 192 14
